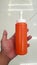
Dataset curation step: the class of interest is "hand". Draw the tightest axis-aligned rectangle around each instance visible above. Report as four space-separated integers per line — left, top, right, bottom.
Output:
1 30 16 60
1 30 32 60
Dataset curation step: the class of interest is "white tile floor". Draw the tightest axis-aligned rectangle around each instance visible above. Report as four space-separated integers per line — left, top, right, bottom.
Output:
0 0 37 65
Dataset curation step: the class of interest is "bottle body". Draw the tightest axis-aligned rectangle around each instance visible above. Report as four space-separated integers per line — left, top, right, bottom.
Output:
15 22 27 55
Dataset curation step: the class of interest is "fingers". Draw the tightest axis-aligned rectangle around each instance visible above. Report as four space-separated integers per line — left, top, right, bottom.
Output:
27 35 32 41
27 28 32 41
27 29 29 32
2 30 8 40
27 43 30 47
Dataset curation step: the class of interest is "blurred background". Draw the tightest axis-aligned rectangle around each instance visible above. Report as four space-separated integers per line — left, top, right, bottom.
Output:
0 0 37 65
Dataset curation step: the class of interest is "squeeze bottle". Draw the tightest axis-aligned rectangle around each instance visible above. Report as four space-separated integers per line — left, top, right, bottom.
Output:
15 12 28 55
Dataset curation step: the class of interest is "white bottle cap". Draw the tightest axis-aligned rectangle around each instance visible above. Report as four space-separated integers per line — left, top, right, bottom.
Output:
17 19 26 22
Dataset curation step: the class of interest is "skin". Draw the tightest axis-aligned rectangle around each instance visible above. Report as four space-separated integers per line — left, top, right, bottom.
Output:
0 30 32 65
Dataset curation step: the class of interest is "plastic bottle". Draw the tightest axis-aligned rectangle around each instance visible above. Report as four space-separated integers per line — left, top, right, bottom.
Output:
15 11 28 55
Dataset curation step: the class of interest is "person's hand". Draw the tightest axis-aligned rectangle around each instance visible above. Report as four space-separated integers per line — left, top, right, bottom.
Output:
1 30 32 60
1 30 16 60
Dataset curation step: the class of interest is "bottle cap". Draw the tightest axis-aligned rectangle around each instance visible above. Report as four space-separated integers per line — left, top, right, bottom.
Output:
17 19 26 22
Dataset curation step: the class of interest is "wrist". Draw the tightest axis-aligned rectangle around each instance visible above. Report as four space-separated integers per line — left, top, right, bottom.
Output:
0 51 10 65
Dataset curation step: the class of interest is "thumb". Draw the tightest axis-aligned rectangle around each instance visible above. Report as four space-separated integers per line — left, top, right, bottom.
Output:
2 30 8 40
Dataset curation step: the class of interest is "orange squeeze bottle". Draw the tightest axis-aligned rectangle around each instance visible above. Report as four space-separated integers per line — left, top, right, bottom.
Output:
15 12 29 55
